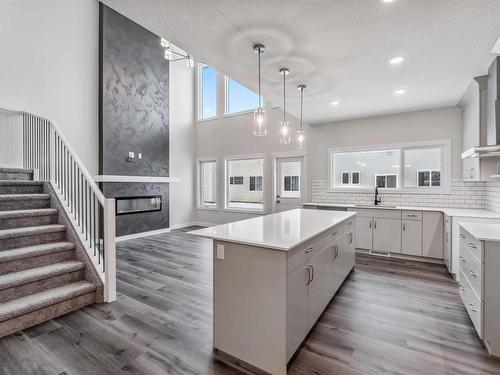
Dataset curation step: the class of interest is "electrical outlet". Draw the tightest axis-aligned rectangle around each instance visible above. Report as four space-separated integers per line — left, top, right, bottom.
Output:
216 244 225 260
138 153 142 159
128 151 135 158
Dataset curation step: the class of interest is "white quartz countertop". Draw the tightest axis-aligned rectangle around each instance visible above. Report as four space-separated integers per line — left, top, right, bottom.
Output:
459 222 500 242
187 208 355 251
303 202 500 219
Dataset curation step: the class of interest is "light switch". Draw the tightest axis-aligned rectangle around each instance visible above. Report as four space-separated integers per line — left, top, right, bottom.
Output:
216 244 225 260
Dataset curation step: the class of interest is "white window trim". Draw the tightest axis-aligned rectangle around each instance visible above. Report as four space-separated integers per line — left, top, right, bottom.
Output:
328 139 452 194
224 153 266 214
196 157 219 210
196 64 218 122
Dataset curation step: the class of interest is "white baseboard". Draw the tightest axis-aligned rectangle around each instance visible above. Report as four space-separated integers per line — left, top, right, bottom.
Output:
116 227 171 242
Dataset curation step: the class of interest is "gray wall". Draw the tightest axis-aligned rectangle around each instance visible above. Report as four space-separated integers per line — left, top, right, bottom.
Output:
99 4 169 236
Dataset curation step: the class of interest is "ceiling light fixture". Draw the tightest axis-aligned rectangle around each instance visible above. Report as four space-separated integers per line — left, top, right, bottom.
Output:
253 44 267 136
389 56 404 65
330 100 340 106
297 84 306 147
394 88 406 95
383 0 395 3
279 68 291 144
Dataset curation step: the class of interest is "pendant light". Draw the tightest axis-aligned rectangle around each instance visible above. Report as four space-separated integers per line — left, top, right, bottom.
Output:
297 84 306 147
253 44 267 136
279 68 291 144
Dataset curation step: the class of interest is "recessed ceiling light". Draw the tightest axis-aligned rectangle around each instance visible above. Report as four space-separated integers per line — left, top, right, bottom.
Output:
394 88 406 95
330 100 340 106
383 0 395 3
390 56 404 65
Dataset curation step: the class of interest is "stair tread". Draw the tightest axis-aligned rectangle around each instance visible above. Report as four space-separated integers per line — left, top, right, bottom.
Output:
0 181 43 186
0 194 50 201
0 167 34 174
0 281 95 322
0 208 57 219
0 242 75 263
0 260 84 290
0 224 65 240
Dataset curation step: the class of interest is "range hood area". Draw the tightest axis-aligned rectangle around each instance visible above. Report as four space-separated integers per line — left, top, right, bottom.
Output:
462 56 500 159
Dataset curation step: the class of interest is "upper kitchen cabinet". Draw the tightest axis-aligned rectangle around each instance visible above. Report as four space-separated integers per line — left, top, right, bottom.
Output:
459 76 488 181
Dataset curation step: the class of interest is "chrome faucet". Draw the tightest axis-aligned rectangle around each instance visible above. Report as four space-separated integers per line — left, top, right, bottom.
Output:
374 187 381 205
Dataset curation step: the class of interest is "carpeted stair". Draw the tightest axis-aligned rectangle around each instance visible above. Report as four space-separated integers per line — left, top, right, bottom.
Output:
0 167 97 337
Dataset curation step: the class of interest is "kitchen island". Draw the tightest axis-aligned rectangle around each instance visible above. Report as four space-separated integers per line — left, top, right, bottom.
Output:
188 208 356 375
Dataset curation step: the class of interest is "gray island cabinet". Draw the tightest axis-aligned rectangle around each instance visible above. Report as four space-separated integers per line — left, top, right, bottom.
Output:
189 209 356 374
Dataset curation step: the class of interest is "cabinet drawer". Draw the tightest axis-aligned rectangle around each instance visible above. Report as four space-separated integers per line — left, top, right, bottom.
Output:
459 243 483 300
348 208 401 219
459 268 483 338
402 211 422 221
460 229 483 262
287 225 344 274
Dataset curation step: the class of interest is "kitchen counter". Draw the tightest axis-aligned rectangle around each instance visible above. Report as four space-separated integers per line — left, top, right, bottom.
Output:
303 202 500 219
458 222 500 242
188 208 355 251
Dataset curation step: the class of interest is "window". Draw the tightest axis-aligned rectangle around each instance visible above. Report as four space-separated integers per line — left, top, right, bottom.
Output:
284 176 299 191
198 160 217 208
226 77 260 114
226 157 264 211
249 176 263 191
230 176 243 185
341 172 350 184
375 174 397 189
199 66 217 120
329 141 449 192
351 172 360 185
404 148 442 187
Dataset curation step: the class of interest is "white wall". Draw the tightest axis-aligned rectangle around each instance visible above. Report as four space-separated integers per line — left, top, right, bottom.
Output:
195 105 310 225
0 0 99 173
308 107 462 184
169 60 196 228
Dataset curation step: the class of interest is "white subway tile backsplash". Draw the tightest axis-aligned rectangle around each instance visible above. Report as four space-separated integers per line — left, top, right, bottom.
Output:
311 179 485 209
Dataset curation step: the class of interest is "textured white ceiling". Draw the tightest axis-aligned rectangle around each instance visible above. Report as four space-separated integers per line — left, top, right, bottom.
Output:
101 0 500 125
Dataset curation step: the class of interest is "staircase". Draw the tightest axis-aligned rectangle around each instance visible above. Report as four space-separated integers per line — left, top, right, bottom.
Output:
0 167 98 337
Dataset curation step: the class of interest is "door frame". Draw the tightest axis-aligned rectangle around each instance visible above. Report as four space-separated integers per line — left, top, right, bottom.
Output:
271 151 308 213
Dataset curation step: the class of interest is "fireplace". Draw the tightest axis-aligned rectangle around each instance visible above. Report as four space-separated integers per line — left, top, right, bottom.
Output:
115 195 162 215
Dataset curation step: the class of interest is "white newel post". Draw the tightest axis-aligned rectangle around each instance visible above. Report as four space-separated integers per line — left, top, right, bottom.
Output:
104 198 117 302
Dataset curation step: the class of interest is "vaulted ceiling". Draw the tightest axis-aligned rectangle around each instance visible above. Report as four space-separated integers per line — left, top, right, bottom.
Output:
101 0 500 124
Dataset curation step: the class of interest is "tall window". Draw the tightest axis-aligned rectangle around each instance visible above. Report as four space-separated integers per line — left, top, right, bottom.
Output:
198 160 217 208
199 66 217 120
226 77 260 115
329 142 448 191
226 157 264 211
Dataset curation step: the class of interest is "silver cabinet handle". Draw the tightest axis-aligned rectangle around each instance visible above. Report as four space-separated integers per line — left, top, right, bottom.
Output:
459 285 465 292
407 214 418 217
459 256 466 262
469 243 478 249
468 303 478 312
446 232 451 242
310 265 314 283
374 220 377 229
305 246 314 253
348 232 353 244
403 223 406 231
347 221 353 226
369 220 372 229
336 245 339 259
469 270 478 278
332 230 338 236
305 266 311 285
460 234 466 239
331 244 338 259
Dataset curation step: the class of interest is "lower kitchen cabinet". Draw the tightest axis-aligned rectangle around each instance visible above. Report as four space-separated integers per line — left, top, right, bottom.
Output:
402 220 422 256
286 265 308 361
373 218 402 253
308 245 334 327
355 216 373 250
423 211 443 259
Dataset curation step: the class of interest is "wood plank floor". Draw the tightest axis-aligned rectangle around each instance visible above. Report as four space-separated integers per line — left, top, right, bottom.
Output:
1 227 500 374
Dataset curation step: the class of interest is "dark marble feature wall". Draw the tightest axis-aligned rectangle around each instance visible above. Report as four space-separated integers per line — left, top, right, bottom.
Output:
99 4 169 236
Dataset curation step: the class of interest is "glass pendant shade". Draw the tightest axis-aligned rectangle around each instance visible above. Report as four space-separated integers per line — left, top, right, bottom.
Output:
253 107 267 136
297 128 305 147
280 120 291 144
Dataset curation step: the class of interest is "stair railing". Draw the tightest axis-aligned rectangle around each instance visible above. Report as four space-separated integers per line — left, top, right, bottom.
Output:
1 107 116 302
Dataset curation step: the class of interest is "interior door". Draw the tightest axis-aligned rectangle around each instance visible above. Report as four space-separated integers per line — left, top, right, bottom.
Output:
275 157 303 212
